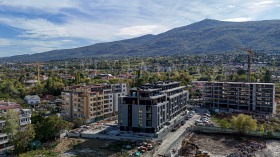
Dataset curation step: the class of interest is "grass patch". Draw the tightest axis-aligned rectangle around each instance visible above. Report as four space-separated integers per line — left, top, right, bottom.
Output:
19 149 58 157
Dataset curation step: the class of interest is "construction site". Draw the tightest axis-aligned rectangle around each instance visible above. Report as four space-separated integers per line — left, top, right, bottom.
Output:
177 132 280 157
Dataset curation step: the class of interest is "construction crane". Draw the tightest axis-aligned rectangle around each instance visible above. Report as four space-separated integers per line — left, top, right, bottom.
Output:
239 47 253 82
23 62 48 82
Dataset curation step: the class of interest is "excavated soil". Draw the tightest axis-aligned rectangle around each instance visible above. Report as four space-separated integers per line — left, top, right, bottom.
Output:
189 134 280 157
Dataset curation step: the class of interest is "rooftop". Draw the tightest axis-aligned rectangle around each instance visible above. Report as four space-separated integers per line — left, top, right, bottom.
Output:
192 81 274 85
24 95 40 99
0 100 22 110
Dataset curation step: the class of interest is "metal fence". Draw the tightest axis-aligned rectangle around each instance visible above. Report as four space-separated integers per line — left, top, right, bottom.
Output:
189 126 280 139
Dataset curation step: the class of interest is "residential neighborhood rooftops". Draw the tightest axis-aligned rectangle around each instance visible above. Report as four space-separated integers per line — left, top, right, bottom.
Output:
0 100 21 111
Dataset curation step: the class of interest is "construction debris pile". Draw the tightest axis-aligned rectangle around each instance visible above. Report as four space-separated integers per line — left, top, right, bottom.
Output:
178 132 212 157
227 140 266 157
178 140 199 156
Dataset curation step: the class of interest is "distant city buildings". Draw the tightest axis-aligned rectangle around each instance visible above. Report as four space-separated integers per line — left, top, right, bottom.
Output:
61 83 127 123
198 81 276 114
118 81 189 136
0 101 31 152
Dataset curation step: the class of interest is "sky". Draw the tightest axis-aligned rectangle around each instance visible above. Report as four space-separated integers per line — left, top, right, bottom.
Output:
0 0 280 57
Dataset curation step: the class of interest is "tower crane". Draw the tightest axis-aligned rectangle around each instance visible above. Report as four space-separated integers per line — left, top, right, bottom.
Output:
23 62 48 82
239 47 253 82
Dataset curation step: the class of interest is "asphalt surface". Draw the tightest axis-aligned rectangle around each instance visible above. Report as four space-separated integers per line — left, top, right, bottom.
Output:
153 114 200 157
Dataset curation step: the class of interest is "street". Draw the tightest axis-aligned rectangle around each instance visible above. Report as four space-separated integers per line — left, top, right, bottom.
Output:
152 114 200 157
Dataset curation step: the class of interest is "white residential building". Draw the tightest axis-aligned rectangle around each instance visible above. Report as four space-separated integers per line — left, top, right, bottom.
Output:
24 95 40 105
0 101 32 152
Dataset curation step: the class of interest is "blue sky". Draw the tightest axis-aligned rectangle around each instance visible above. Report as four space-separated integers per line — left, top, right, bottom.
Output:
0 0 280 57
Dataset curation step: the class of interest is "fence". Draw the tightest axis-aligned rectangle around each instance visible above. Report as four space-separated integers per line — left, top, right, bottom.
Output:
188 126 280 139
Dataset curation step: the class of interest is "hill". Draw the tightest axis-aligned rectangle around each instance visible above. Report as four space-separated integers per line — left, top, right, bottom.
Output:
1 19 280 62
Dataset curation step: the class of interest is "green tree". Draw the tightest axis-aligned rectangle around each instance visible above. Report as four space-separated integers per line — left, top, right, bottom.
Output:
35 115 68 141
219 119 230 128
73 118 85 128
2 109 20 142
259 124 265 135
263 70 271 83
237 69 246 75
231 114 257 134
13 124 35 154
75 72 81 84
215 74 226 81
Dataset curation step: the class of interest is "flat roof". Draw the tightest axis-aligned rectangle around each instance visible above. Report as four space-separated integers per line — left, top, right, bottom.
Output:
192 81 274 85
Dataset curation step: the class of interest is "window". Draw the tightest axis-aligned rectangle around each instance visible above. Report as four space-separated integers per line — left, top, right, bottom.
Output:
146 120 152 126
138 107 143 127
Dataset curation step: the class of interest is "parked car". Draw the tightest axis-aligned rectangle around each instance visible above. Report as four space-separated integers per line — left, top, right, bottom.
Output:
203 113 211 117
195 120 203 124
201 119 209 123
201 116 210 120
196 122 204 126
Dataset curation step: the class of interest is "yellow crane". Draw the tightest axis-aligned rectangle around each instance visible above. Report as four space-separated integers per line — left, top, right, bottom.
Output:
239 47 253 82
23 62 48 82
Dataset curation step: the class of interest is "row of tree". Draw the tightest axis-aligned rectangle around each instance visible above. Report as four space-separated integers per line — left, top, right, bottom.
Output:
3 110 68 154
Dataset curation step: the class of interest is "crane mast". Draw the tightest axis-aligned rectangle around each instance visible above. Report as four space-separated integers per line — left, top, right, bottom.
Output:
239 47 253 82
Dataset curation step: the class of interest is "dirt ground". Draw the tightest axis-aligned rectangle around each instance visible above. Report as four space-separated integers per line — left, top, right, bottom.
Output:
255 140 280 157
189 134 280 157
56 138 117 157
56 138 137 157
190 134 240 156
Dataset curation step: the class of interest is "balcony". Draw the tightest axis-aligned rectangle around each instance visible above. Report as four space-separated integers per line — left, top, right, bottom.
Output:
0 133 8 145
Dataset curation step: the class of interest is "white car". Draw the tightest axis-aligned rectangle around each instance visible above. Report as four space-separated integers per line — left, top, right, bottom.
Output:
201 117 210 121
196 122 204 126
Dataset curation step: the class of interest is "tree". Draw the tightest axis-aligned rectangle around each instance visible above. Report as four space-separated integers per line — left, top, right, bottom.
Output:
259 124 265 135
35 115 68 141
263 70 271 83
219 119 230 128
73 117 85 128
237 69 246 75
75 72 81 84
13 124 35 154
231 114 257 134
215 74 226 81
2 109 20 142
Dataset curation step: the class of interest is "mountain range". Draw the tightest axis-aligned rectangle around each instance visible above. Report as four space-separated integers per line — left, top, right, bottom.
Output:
1 19 280 63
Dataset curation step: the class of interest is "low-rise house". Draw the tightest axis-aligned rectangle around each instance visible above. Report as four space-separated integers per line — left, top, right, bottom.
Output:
99 74 116 80
41 95 55 104
118 73 134 79
24 95 40 105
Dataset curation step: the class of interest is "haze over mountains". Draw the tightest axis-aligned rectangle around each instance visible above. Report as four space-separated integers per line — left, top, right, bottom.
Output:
1 19 280 63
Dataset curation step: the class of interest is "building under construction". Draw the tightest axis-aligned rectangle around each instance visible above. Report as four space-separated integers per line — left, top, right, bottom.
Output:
198 81 276 114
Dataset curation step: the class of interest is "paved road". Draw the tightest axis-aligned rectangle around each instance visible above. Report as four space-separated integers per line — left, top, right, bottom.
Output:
153 114 200 157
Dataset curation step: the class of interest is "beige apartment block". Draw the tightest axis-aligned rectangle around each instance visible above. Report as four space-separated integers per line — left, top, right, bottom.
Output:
62 83 127 123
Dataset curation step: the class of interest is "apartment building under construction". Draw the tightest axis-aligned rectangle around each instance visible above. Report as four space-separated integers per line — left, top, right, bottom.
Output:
61 83 127 123
118 81 189 136
198 81 276 114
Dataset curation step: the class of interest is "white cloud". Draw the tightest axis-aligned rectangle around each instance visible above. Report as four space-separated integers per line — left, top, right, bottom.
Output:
117 25 159 36
0 38 13 46
253 0 275 6
223 17 252 22
227 5 236 8
0 0 77 13
0 0 280 57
